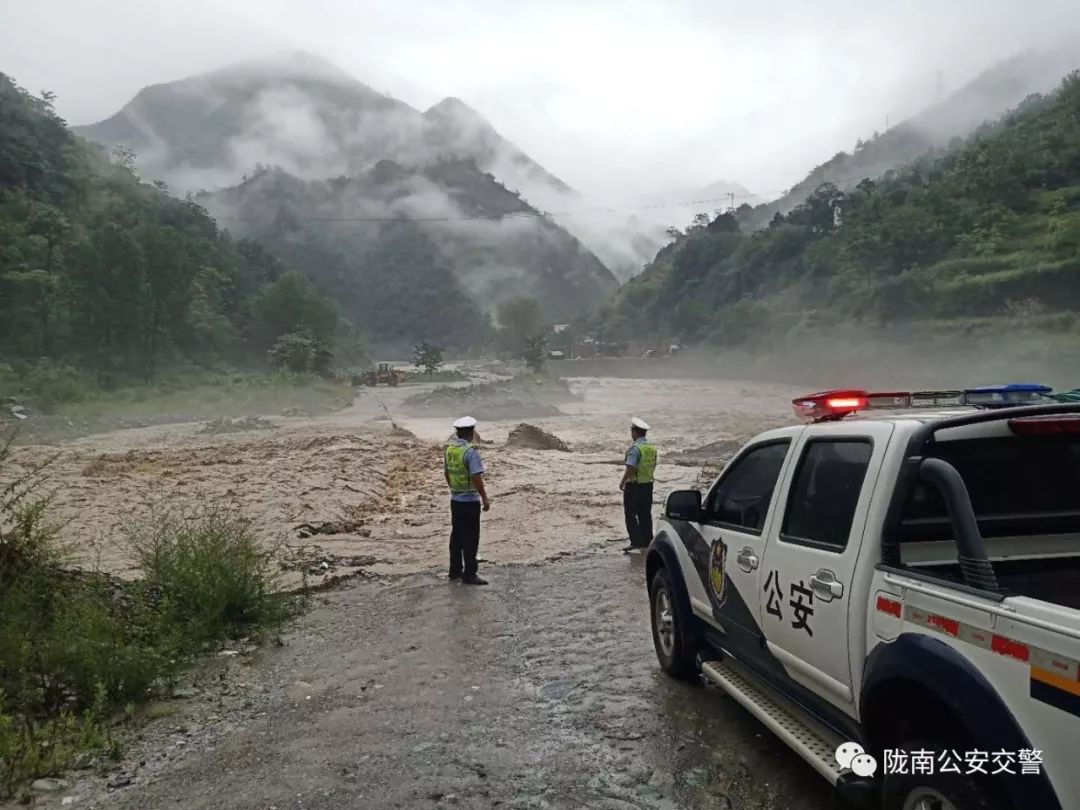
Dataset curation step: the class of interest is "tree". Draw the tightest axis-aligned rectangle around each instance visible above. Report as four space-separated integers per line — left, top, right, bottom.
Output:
707 211 740 234
0 72 359 390
268 330 332 375
522 333 547 372
413 342 444 376
111 145 137 171
495 296 541 354
251 271 338 350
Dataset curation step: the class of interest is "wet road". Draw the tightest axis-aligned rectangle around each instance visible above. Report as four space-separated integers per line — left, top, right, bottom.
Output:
104 552 835 810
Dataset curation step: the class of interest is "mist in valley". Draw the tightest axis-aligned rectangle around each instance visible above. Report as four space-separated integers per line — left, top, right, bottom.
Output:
5 1 1080 377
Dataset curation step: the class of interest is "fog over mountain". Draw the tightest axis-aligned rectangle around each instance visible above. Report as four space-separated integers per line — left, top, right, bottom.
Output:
740 37 1080 230
75 51 664 281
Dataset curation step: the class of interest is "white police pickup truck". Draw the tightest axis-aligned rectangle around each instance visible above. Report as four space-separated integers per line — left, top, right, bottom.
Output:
645 385 1080 810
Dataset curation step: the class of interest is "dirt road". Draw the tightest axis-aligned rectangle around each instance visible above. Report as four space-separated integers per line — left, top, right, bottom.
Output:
61 552 833 810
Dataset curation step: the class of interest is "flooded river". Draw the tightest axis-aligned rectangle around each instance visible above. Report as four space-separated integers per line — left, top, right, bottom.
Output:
10 375 801 583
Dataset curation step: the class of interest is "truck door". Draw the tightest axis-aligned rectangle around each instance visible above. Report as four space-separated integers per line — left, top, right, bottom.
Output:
691 438 795 667
759 424 893 713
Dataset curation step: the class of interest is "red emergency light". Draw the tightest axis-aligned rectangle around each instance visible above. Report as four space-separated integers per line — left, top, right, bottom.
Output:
792 390 869 421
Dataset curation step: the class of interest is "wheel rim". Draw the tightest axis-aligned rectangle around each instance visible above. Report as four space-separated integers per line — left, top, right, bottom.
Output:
654 586 676 658
902 787 957 810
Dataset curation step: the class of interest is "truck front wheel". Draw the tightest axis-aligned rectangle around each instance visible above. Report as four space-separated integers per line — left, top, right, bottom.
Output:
649 568 697 679
882 741 1012 810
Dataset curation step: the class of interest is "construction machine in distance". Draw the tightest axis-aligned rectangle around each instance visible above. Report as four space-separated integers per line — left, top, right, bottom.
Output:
356 363 405 387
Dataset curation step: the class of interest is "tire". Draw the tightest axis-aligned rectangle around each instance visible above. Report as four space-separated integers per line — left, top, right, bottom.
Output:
649 568 697 679
882 740 1013 810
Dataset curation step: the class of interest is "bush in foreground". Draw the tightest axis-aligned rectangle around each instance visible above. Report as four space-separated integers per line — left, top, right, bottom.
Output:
128 505 288 646
0 438 290 798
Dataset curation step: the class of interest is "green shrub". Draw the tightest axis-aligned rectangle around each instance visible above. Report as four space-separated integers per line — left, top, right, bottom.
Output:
0 439 64 584
128 506 287 646
1 361 99 413
0 690 115 799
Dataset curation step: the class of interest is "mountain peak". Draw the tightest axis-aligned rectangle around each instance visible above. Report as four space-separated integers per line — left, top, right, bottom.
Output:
202 50 356 85
425 96 485 121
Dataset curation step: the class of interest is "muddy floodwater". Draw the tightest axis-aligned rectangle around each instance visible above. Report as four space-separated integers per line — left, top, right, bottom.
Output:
9 375 800 584
8 374 841 809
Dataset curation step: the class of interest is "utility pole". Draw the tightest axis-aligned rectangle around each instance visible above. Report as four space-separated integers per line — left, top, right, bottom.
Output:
728 191 735 212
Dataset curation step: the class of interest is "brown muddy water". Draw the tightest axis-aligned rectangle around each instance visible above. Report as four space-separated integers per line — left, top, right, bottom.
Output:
7 376 800 584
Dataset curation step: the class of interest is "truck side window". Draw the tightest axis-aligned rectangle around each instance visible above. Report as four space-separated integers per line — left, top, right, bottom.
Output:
704 441 790 533
782 439 873 551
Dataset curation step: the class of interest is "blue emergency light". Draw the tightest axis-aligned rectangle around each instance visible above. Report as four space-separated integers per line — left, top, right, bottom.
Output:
962 383 1054 409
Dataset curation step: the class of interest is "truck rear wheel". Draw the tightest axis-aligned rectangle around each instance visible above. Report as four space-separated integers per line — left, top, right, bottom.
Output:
882 740 1012 810
649 568 697 679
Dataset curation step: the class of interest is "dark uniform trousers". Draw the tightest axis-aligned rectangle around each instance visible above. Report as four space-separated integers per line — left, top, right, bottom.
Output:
623 482 654 548
449 500 482 578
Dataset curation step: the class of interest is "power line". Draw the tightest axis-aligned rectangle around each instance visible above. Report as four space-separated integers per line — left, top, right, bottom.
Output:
210 191 776 225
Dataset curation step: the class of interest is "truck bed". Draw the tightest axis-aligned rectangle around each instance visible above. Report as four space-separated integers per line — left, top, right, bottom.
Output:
911 556 1080 610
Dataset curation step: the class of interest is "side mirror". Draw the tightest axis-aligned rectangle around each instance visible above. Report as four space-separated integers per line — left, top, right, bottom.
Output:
666 489 702 522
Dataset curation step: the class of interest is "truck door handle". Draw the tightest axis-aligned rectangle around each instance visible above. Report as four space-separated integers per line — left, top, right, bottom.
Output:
736 547 759 573
810 569 844 601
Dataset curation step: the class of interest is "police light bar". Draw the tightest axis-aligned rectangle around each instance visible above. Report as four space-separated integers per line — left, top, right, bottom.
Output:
792 383 1057 421
910 390 965 408
792 390 869 421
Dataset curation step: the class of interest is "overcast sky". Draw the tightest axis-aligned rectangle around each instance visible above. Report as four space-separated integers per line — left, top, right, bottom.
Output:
4 0 1080 198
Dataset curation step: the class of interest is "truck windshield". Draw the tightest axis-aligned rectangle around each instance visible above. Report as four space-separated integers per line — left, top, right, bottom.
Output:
901 435 1080 541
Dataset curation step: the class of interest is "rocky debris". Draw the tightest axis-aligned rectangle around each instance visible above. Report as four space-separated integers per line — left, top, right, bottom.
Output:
505 423 570 452
9 403 29 420
71 752 97 770
31 777 68 792
282 545 378 577
107 773 135 790
294 520 365 538
280 407 310 417
199 415 277 434
402 374 576 420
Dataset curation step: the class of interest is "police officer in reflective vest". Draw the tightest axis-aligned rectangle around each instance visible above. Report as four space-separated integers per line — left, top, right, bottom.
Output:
445 416 491 585
620 417 657 553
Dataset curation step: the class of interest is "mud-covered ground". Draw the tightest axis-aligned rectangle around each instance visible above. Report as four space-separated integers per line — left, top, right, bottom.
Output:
5 375 798 586
34 552 834 810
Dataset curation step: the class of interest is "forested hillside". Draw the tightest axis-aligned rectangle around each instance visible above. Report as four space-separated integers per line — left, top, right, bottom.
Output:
0 73 352 395
595 73 1080 346
738 42 1080 231
197 159 617 348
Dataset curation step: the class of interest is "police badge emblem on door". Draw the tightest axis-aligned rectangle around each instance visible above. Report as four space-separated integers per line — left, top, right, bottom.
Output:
709 541 727 607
